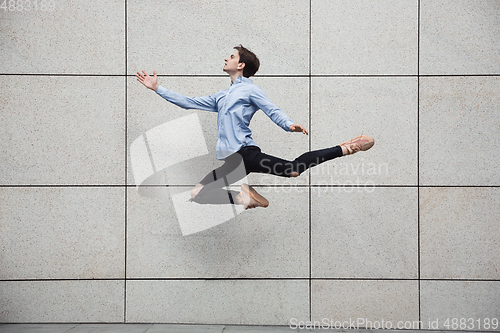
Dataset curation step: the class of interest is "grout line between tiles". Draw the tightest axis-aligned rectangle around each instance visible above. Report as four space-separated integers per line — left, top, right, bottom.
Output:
417 0 421 327
1 73 499 77
308 0 313 322
124 0 128 323
2 278 499 282
1 184 498 188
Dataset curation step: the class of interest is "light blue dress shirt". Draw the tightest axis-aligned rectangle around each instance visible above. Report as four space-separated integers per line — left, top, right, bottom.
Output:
156 76 294 160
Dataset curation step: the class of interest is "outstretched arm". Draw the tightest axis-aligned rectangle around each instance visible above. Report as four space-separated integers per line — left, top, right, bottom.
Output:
250 86 308 135
136 69 218 112
136 70 159 92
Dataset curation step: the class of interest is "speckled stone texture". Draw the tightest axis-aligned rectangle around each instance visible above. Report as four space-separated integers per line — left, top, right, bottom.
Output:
420 0 500 75
420 187 500 280
311 187 418 279
311 76 418 186
0 0 125 74
419 76 500 186
0 280 124 322
126 186 309 278
311 280 419 325
421 280 500 330
1 0 499 327
126 280 309 325
0 187 125 280
127 0 310 75
311 0 418 75
0 76 125 185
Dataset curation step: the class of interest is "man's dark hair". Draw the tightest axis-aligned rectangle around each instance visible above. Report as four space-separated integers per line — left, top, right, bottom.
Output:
234 44 260 78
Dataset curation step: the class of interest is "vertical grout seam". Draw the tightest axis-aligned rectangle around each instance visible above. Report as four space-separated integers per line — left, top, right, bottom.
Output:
417 0 421 328
308 0 313 322
124 0 128 323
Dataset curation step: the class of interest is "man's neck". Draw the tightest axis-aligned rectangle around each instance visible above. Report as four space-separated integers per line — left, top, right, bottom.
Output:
229 70 245 83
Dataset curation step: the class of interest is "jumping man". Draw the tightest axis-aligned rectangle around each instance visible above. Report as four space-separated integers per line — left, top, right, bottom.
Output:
136 45 374 210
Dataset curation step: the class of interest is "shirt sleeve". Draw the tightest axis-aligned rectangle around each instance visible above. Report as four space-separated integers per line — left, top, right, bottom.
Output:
156 85 218 112
249 86 294 132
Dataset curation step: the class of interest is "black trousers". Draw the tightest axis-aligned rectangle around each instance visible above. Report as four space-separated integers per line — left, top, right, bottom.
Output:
191 145 343 204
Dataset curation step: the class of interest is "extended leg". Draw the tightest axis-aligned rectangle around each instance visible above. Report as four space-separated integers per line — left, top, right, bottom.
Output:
238 135 374 179
242 146 343 178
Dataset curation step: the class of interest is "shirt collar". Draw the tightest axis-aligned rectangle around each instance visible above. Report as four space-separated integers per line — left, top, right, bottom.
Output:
231 76 252 86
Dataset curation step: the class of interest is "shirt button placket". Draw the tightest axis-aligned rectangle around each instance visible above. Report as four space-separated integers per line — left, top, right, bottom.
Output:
220 89 230 136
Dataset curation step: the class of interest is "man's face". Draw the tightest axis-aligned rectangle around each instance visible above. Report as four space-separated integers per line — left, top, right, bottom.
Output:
223 51 241 73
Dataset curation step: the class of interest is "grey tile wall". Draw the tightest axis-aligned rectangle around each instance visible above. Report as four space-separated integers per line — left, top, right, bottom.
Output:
311 280 420 325
0 281 124 322
126 280 309 324
0 0 498 328
311 0 419 75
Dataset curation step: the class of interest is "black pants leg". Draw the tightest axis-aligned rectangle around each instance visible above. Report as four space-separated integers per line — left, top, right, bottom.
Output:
241 145 343 176
191 152 247 204
191 145 343 205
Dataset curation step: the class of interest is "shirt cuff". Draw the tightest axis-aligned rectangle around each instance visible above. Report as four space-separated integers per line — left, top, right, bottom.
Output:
285 119 294 132
156 85 167 94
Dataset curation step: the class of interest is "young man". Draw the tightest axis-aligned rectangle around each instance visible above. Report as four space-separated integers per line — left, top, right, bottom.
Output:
136 45 374 210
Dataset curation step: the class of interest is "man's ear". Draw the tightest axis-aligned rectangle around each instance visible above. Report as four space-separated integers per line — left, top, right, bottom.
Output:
237 62 245 70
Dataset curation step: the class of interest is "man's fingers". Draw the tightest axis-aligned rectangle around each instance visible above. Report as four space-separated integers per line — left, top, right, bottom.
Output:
136 71 146 80
293 124 309 135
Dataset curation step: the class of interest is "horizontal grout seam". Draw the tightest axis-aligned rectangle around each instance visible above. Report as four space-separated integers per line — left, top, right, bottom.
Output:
1 185 499 188
1 73 500 77
2 278 499 282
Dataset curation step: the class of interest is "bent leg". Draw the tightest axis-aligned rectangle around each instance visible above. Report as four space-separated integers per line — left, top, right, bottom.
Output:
191 152 248 205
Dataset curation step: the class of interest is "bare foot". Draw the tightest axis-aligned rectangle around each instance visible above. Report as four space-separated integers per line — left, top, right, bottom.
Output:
239 184 269 210
190 183 203 199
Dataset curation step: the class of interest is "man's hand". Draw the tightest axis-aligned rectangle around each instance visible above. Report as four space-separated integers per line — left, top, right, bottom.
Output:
136 70 159 92
289 124 309 135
